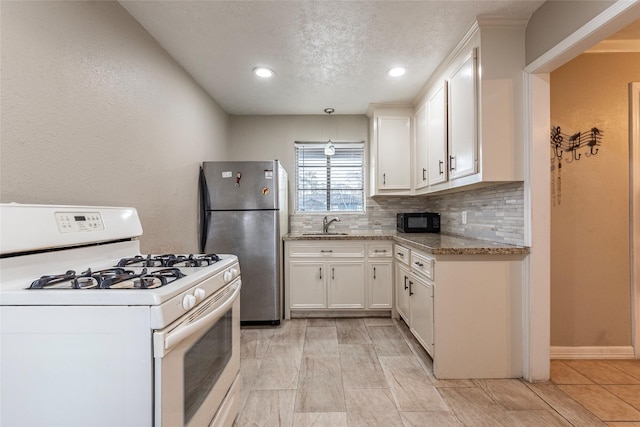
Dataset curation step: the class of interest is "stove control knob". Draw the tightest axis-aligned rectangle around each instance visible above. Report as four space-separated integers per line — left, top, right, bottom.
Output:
223 270 233 283
182 294 196 310
194 288 206 301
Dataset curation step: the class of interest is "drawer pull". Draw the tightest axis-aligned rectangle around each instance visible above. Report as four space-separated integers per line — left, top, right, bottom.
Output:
396 252 404 257
414 261 424 267
320 249 333 253
374 249 387 253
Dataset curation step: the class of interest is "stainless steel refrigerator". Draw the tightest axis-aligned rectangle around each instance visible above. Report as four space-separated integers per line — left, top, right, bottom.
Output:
199 160 288 325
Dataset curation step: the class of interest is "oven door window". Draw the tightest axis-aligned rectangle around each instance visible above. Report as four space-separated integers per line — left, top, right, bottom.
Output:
154 279 241 427
183 308 232 424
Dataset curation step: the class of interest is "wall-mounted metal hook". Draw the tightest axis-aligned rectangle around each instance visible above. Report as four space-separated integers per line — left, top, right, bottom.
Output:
554 143 563 159
571 147 581 161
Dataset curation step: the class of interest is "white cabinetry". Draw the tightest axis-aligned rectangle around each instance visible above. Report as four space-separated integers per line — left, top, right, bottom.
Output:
426 82 447 185
285 240 393 318
367 242 393 309
368 106 413 196
409 273 434 357
416 19 526 195
447 49 477 180
394 243 524 379
395 263 410 321
289 261 326 309
414 103 428 190
328 262 365 309
394 245 434 357
432 254 523 379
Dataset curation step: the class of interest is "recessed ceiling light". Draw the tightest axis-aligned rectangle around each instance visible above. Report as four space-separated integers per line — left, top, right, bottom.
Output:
253 67 275 78
388 67 406 77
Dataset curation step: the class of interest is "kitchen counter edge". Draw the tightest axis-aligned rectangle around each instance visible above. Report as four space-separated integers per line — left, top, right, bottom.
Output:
283 232 530 255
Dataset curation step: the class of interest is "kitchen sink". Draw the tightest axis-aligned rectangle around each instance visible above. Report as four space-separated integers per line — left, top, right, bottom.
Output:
301 232 349 236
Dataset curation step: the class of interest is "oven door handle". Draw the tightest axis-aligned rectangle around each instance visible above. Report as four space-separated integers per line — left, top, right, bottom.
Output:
155 280 241 357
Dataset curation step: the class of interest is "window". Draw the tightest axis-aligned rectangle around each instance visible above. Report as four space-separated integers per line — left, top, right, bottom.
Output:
295 142 365 212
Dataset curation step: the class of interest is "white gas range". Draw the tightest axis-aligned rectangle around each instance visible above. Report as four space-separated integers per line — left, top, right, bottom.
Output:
0 204 241 427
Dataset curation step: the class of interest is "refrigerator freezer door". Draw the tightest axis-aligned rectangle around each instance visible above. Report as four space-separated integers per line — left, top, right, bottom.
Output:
202 161 279 211
204 210 281 323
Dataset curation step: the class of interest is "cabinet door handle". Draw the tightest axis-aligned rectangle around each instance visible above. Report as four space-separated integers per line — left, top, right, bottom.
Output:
373 267 376 279
422 168 427 181
332 267 335 280
414 261 424 267
439 160 444 175
404 276 408 290
383 173 386 185
319 267 322 279
449 155 456 171
409 280 414 296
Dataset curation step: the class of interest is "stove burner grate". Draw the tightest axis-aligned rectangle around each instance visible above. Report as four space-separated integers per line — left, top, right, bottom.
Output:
116 253 220 268
29 267 186 290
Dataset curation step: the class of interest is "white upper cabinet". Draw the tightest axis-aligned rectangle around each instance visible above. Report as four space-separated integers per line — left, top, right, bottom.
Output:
426 82 448 185
368 106 413 196
415 18 526 195
414 103 428 190
447 49 477 180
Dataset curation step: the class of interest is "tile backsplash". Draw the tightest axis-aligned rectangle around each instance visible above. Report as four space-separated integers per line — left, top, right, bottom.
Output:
290 181 525 245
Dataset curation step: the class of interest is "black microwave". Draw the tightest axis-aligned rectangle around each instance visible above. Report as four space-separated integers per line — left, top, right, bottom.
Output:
397 212 441 233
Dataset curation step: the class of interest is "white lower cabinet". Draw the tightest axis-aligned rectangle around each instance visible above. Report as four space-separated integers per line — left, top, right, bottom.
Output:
289 261 326 309
368 260 393 309
394 243 524 379
395 255 410 324
395 245 435 357
285 240 393 318
328 262 365 309
289 260 365 310
409 272 434 357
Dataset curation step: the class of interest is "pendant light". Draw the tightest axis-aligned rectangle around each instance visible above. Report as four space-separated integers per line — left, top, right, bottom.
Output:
324 108 336 156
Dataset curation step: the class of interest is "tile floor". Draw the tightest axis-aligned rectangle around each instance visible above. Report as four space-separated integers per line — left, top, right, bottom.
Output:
236 318 640 426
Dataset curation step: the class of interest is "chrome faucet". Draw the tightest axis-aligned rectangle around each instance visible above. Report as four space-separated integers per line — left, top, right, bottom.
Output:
322 216 340 234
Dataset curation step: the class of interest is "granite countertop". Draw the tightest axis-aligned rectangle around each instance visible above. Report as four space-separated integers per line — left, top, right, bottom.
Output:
284 231 529 255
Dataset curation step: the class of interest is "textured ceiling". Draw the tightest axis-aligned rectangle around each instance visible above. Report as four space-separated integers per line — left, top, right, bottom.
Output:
120 0 545 115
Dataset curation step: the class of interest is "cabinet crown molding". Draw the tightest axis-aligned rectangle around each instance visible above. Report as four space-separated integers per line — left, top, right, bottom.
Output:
366 103 414 118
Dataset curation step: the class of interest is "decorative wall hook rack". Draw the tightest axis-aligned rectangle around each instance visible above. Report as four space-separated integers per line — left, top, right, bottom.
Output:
550 126 603 163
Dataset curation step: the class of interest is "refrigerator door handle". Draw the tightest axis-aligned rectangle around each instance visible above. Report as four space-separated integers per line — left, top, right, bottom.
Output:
199 167 212 252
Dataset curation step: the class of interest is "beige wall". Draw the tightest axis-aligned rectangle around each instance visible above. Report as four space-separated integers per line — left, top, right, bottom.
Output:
0 1 229 253
227 114 369 212
550 52 639 346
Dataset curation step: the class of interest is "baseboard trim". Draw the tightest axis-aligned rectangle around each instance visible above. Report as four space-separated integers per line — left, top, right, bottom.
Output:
550 346 635 359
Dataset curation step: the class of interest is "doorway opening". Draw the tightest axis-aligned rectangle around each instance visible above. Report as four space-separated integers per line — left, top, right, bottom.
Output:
523 8 640 382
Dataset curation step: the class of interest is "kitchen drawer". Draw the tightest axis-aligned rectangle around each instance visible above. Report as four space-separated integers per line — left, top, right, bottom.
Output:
288 242 365 258
410 250 434 281
395 245 410 265
368 242 393 258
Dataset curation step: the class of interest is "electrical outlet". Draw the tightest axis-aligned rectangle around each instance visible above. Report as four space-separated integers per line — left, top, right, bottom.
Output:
461 211 467 225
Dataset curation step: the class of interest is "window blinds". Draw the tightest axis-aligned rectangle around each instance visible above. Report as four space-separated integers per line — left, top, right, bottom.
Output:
295 142 365 212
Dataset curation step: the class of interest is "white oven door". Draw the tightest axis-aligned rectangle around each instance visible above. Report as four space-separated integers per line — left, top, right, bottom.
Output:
153 278 241 427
